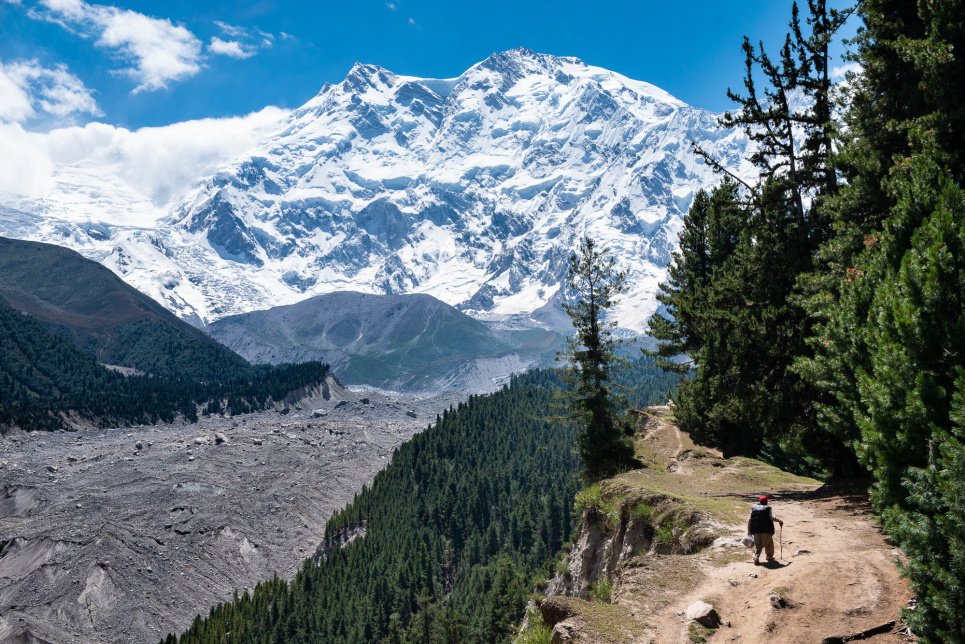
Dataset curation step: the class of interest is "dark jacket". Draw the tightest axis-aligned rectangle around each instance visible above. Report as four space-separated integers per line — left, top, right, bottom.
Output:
747 504 780 535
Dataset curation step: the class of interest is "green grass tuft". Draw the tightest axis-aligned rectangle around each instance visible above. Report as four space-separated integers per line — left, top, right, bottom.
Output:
575 483 602 513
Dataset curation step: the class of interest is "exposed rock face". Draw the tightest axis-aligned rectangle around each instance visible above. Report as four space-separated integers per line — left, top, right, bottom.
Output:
313 522 367 563
551 506 610 599
550 621 582 643
539 596 579 627
548 502 656 600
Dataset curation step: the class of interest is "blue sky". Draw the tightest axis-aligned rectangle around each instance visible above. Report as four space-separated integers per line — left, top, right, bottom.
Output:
0 0 858 130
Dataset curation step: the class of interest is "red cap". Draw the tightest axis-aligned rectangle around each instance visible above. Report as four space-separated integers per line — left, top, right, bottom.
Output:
759 496 768 504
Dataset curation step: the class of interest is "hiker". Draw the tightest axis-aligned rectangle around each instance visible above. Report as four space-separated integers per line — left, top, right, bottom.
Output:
747 496 783 564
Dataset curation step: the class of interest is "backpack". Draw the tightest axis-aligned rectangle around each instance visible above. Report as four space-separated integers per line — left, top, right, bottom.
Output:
749 504 775 534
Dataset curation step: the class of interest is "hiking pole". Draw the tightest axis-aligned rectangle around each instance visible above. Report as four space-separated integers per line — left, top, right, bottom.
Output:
780 523 783 561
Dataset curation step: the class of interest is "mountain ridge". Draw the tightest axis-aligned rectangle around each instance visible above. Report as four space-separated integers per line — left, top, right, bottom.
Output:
207 290 563 392
0 48 752 331
0 236 250 382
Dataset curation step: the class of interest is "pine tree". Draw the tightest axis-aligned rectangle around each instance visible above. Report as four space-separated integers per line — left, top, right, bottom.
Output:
794 0 965 636
850 134 965 642
648 0 849 461
559 236 634 480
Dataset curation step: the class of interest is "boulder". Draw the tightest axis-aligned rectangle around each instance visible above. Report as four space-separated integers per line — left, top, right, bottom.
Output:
550 622 579 643
685 601 721 628
214 433 228 445
406 411 417 418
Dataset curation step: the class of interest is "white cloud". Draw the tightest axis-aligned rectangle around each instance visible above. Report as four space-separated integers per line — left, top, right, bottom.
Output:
214 20 248 38
0 59 100 123
256 29 274 48
831 62 862 80
385 2 397 9
0 68 33 122
0 123 55 195
208 36 255 59
210 22 274 58
39 0 85 20
96 6 202 92
0 106 288 210
33 0 202 92
408 17 416 25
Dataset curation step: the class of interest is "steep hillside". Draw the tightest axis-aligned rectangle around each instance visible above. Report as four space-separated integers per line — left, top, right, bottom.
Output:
208 291 562 392
166 372 581 644
527 408 913 644
0 237 250 382
0 49 751 329
160 369 680 644
0 238 335 432
0 297 330 432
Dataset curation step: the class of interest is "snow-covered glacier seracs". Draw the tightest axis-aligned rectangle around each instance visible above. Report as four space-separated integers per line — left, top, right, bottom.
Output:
0 49 751 332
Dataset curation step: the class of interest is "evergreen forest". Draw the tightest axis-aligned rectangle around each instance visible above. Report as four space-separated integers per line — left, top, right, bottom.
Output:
0 299 330 432
647 0 965 639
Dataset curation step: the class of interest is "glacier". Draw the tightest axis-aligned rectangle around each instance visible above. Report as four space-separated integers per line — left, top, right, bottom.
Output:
0 48 752 332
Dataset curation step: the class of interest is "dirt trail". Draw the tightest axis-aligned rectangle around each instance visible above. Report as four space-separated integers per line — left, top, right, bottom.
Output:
644 486 912 643
605 409 914 644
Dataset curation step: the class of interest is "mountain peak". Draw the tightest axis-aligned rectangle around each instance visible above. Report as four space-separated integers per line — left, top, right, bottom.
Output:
475 48 585 79
343 61 399 93
3 53 752 332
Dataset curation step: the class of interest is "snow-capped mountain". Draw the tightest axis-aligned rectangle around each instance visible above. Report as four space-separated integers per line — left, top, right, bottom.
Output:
0 49 751 332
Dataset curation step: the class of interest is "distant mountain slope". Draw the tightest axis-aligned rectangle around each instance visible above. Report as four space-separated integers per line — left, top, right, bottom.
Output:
0 296 331 432
208 291 562 392
0 49 752 331
0 236 335 431
0 236 250 382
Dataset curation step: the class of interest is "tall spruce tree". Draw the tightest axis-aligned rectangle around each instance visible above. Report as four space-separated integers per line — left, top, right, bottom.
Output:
646 180 762 452
794 0 965 637
649 0 848 459
559 236 634 479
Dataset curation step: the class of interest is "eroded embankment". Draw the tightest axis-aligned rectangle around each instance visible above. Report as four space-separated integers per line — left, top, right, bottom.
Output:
529 407 914 644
